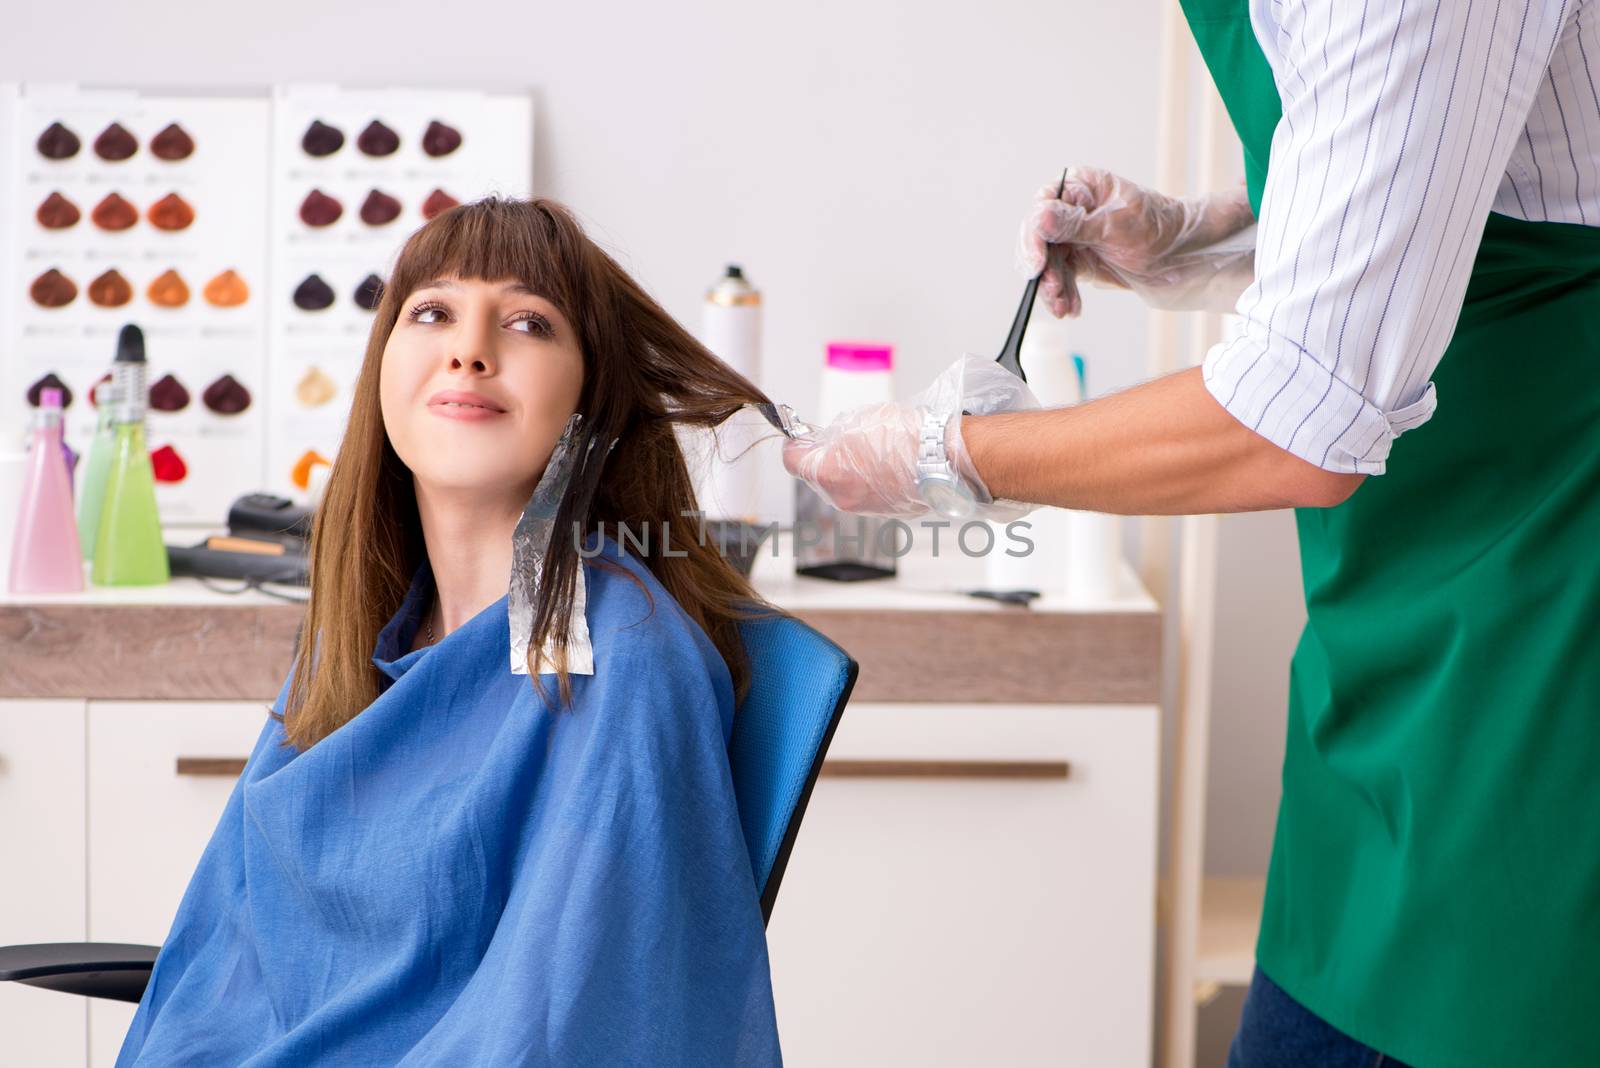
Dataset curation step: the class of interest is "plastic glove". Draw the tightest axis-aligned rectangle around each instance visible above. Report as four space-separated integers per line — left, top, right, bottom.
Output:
1016 166 1257 317
781 355 1042 521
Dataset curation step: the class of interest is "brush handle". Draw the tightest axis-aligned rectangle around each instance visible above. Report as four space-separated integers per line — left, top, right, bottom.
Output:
995 167 1070 384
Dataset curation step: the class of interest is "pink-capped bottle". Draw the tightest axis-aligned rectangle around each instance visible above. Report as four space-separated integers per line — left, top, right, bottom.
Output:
8 387 83 593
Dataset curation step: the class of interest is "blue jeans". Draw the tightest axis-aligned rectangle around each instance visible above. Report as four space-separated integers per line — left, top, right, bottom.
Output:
1227 967 1412 1068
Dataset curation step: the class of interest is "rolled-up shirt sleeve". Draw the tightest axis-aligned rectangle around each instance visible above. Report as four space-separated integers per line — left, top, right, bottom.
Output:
1203 0 1573 474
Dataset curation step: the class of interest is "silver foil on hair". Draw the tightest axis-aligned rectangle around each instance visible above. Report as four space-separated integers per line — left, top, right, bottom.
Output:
508 413 596 677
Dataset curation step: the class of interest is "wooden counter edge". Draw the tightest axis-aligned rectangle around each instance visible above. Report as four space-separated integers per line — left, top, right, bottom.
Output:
0 601 1161 705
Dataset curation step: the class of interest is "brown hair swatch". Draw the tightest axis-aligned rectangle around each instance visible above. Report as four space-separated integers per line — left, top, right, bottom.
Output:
421 188 460 220
36 192 80 229
302 119 344 157
149 374 191 412
27 373 74 408
147 193 196 231
202 374 252 414
150 123 195 161
93 122 138 161
422 120 463 157
88 269 133 308
356 120 400 156
300 189 342 227
359 189 402 226
352 273 384 310
36 122 80 160
29 268 77 308
292 274 336 311
92 192 139 231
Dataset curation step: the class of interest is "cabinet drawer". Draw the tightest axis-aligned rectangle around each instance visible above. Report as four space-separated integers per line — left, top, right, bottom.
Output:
765 702 1158 1067
85 700 268 1068
0 700 88 1068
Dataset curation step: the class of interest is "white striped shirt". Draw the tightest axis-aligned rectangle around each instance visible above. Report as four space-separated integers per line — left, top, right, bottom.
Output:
1203 0 1591 474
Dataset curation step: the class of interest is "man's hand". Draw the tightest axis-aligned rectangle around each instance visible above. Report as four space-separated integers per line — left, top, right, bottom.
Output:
1017 166 1257 317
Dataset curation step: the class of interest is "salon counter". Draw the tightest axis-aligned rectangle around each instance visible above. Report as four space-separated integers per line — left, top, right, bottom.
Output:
0 543 1160 704
0 541 1162 1068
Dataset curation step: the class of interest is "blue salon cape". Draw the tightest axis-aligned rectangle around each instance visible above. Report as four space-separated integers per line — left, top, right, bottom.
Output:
116 536 782 1066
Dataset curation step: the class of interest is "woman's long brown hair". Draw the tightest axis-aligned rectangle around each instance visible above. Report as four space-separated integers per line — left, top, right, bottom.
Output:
279 197 778 751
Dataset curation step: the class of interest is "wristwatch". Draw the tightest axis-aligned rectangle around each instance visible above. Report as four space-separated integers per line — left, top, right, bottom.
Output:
914 408 977 518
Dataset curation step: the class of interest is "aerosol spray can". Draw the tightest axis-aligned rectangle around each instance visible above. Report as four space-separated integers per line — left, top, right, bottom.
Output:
695 265 764 522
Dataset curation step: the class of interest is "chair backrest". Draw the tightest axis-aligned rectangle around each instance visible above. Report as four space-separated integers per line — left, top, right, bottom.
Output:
729 612 859 925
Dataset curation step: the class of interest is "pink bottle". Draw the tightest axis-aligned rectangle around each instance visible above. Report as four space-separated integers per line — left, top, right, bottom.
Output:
8 387 83 593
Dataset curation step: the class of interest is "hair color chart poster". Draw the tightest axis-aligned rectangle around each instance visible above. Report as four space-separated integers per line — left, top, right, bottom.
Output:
3 83 271 522
266 84 534 502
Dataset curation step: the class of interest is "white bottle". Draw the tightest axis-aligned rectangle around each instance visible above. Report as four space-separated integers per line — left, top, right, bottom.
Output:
694 265 763 521
796 342 898 581
984 308 1080 594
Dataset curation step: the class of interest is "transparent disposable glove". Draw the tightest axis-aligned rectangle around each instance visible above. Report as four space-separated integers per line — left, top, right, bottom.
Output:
781 354 1042 521
1017 165 1257 317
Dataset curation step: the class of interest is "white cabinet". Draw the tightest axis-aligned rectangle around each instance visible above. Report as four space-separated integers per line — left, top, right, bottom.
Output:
4 697 1158 1067
0 701 88 1068
766 702 1159 1067
84 700 268 1068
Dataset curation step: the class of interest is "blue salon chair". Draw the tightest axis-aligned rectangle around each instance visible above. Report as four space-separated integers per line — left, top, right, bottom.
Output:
0 611 858 1005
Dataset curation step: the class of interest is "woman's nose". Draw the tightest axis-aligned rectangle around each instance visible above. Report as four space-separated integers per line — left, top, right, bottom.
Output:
447 319 497 374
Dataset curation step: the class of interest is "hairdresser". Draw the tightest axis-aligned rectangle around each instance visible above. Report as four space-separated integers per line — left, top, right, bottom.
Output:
783 3 1600 1066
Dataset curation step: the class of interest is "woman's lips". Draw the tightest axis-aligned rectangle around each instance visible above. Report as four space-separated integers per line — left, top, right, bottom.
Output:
428 399 506 422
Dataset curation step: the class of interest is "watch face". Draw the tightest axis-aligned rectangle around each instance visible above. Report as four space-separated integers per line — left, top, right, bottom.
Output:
919 477 975 518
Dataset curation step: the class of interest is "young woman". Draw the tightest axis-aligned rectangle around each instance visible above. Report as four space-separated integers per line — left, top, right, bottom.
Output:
117 198 787 1066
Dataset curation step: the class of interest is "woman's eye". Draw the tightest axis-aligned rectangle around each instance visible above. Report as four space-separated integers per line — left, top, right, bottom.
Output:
412 305 447 324
511 314 553 337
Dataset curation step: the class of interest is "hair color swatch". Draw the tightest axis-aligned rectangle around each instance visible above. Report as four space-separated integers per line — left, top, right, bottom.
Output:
353 273 384 310
36 121 80 160
422 120 463 157
299 189 342 227
88 269 133 308
29 268 77 308
421 188 459 220
359 188 402 225
291 448 331 490
301 118 344 157
147 192 196 231
295 366 337 407
292 274 335 311
149 373 192 412
91 192 139 231
36 192 80 229
203 269 250 307
202 374 252 414
150 122 195 161
93 122 138 161
147 269 191 307
150 444 188 482
26 373 73 408
357 119 400 156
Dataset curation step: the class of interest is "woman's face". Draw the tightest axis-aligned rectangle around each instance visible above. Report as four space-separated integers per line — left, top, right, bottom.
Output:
380 275 585 503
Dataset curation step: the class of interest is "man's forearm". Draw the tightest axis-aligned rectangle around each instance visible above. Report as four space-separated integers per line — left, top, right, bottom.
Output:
963 366 1365 515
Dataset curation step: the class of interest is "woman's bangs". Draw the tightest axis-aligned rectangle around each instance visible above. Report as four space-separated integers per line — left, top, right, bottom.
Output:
390 199 573 317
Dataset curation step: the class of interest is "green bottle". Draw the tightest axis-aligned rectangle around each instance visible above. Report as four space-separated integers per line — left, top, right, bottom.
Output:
91 325 169 586
77 382 120 562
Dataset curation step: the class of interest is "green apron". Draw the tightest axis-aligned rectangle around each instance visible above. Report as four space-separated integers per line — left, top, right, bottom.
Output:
1180 3 1600 1065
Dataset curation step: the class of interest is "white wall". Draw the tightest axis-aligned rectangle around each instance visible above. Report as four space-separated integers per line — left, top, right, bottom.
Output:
4 0 1293 872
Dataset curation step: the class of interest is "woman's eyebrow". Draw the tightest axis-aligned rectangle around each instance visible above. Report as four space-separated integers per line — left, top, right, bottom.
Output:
412 279 544 301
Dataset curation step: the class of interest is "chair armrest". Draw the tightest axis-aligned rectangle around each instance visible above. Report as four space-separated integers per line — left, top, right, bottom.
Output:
0 942 158 1003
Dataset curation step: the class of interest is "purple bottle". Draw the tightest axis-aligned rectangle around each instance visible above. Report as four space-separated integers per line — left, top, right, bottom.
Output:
8 387 84 593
